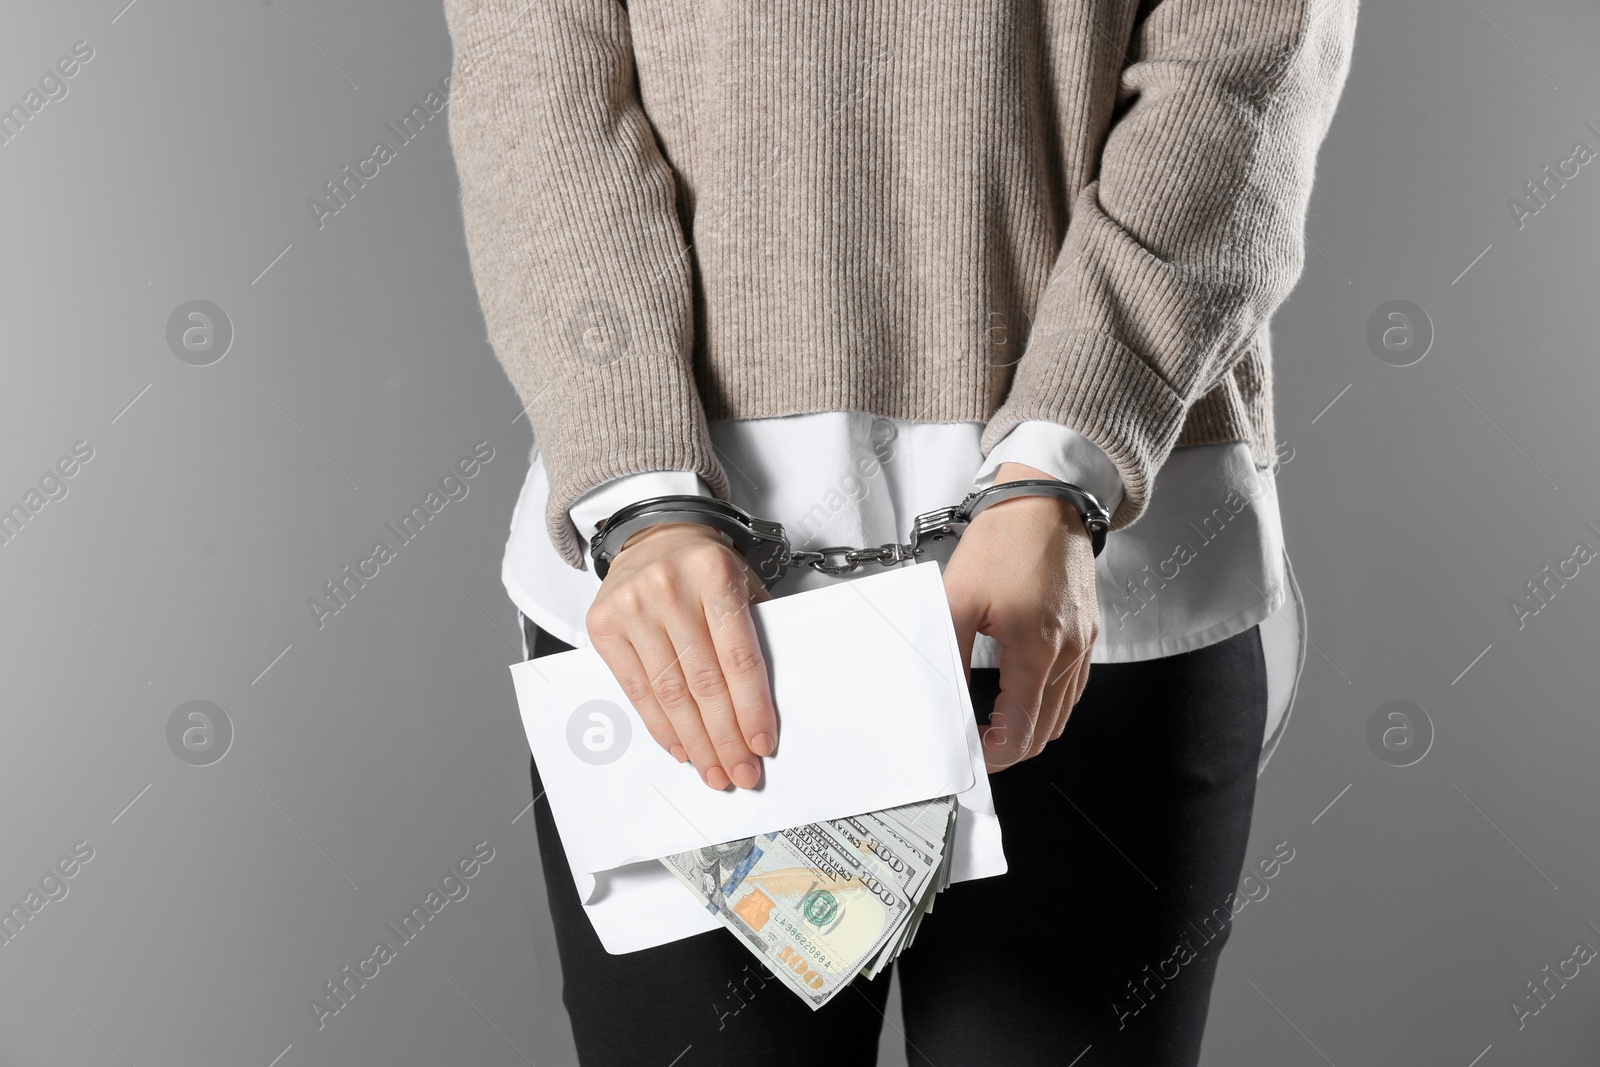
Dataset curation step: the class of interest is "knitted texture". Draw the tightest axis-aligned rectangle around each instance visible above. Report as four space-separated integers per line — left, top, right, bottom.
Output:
444 0 1357 569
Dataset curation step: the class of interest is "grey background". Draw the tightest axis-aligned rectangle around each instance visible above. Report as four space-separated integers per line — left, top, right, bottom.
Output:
1 1 1596 1064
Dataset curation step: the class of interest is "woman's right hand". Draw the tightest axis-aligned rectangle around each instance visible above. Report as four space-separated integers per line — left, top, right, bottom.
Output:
585 523 778 791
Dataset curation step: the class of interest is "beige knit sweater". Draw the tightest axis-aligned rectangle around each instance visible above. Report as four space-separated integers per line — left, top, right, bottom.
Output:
444 0 1357 569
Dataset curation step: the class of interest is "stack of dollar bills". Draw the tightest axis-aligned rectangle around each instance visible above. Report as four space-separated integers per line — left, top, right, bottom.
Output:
659 795 958 1009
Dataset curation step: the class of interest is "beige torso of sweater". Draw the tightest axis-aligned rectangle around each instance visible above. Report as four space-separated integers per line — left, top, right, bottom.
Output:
444 0 1357 568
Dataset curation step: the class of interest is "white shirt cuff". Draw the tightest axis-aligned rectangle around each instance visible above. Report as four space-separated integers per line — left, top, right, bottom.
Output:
974 420 1126 515
569 471 713 550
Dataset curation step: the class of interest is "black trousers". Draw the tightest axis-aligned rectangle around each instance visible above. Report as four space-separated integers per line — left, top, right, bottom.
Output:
521 615 1268 1067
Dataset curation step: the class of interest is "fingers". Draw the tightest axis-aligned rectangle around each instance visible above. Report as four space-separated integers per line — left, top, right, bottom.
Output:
658 607 765 791
703 594 779 761
939 477 1101 768
1027 626 1098 754
1046 655 1083 745
586 628 688 763
623 614 734 787
953 576 1055 770
1053 628 1097 741
1025 653 1075 760
986 617 1099 766
586 529 775 791
981 630 1051 773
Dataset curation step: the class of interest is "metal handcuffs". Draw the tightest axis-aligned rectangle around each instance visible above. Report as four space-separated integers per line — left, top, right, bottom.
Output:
589 479 1111 586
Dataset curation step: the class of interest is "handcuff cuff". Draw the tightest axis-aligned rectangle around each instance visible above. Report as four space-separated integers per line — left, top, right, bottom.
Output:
589 479 1111 586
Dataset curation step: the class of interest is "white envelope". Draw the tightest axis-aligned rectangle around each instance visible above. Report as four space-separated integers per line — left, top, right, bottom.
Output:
510 562 1008 954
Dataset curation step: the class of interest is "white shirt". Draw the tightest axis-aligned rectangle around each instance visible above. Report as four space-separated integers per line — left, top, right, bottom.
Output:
500 415 1306 770
501 416 1304 765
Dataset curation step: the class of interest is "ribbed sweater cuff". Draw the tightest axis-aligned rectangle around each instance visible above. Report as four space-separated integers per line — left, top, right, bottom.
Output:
545 456 731 572
981 330 1187 530
537 360 732 571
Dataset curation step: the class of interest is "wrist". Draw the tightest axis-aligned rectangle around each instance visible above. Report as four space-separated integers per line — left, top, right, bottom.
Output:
986 464 1087 535
620 521 729 553
994 461 1058 484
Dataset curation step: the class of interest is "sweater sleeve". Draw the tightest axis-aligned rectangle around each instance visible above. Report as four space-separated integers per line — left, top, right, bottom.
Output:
981 0 1358 530
443 0 729 570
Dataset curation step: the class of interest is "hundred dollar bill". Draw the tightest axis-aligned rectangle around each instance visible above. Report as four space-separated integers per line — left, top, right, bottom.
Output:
826 810 941 977
660 819 925 1009
895 800 956 957
881 797 955 867
874 804 955 973
829 812 936 889
658 795 961 1005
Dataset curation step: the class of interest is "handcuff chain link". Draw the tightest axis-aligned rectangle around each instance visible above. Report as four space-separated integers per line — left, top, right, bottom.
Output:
783 504 962 575
787 542 915 576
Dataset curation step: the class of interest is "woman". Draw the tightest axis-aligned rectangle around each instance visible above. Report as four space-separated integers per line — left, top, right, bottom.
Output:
444 1 1356 1063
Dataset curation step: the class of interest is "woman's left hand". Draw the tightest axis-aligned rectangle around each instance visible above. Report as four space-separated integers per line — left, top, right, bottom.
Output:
942 461 1100 773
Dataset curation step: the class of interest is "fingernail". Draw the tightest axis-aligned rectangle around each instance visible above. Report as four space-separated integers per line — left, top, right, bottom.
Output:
749 732 774 757
669 745 688 763
705 766 731 790
984 714 1008 747
730 761 761 790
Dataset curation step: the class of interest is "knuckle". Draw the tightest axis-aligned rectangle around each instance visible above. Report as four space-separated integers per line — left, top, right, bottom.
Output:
702 547 745 582
654 674 691 708
1015 718 1038 751
704 590 746 629
620 677 654 707
680 540 732 576
1037 614 1070 646
609 584 646 615
638 565 680 602
585 606 623 642
720 642 764 677
686 659 729 699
